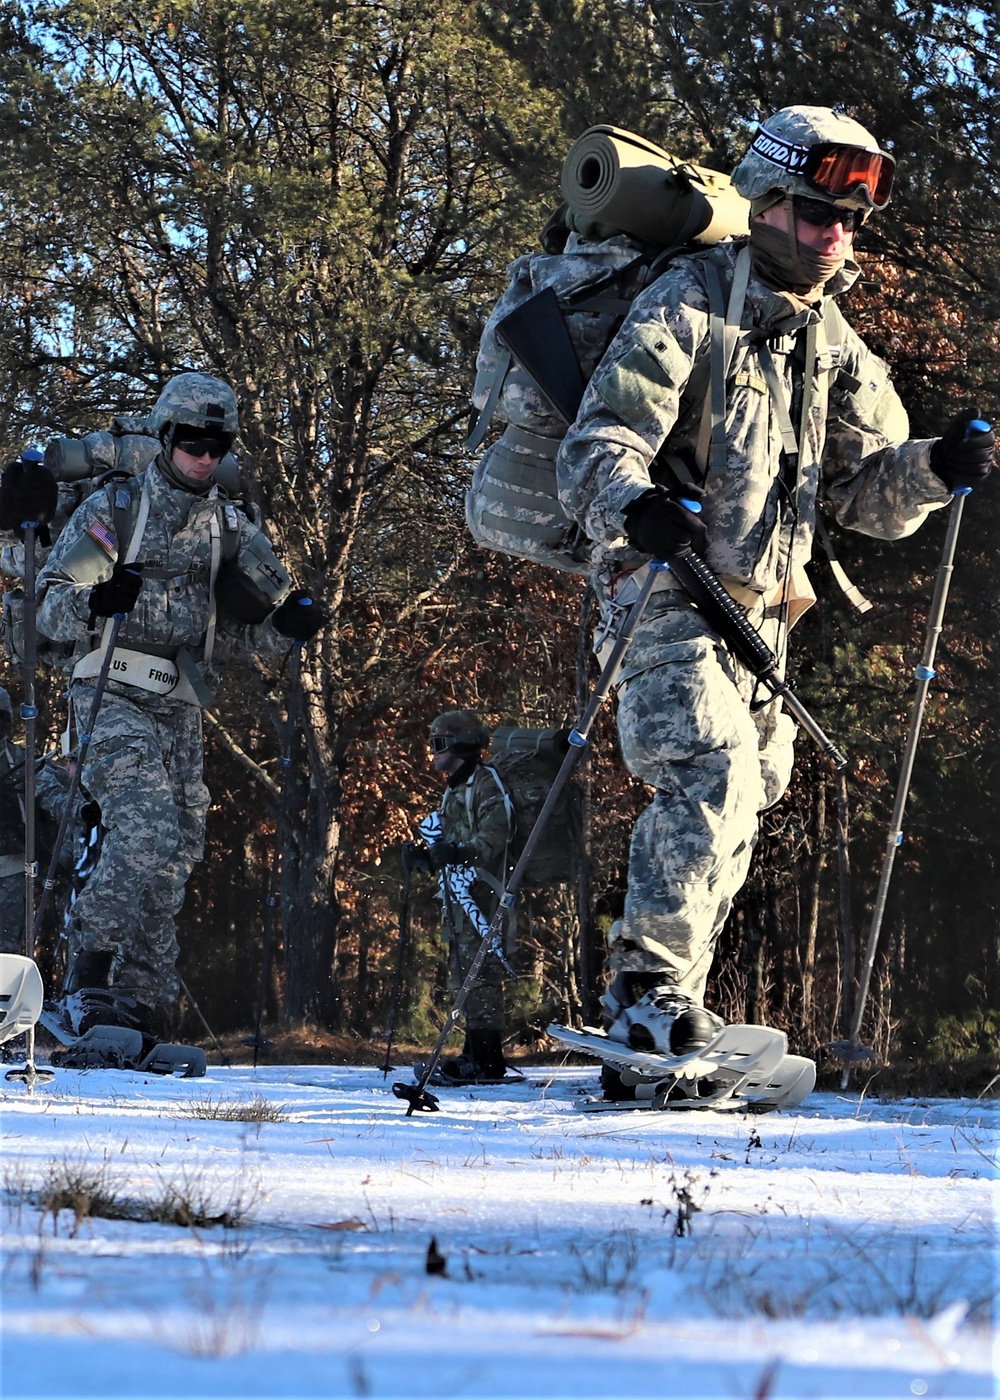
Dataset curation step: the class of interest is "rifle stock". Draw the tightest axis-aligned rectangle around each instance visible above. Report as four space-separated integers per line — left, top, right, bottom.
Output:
495 287 586 426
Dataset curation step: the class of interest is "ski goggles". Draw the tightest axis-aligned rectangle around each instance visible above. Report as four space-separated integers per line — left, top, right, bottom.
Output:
805 143 895 208
173 434 233 460
751 128 896 208
792 196 865 232
430 733 482 754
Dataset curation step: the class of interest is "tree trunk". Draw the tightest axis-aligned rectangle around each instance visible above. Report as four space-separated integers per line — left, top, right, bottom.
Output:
280 665 341 1027
835 768 855 1041
801 776 827 1024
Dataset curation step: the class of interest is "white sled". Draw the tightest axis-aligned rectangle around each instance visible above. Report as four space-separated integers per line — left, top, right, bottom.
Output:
0 954 44 1045
549 1021 813 1113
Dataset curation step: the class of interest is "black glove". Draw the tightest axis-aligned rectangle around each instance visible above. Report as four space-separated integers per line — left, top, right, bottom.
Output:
930 410 995 491
623 484 707 558
429 840 476 870
401 841 434 875
272 588 328 640
88 564 143 624
0 457 59 544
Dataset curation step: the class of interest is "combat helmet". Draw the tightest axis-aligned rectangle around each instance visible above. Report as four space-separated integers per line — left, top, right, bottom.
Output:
732 105 895 215
429 710 489 758
146 372 240 448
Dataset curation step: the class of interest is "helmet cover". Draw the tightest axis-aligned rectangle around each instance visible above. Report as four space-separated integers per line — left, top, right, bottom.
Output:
146 373 240 439
429 710 489 753
732 105 894 211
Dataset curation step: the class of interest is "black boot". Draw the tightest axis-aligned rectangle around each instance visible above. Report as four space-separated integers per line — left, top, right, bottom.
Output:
468 1027 507 1080
64 949 114 995
436 1028 507 1084
55 952 154 1040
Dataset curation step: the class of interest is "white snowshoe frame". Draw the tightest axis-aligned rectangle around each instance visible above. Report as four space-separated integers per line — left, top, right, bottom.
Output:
0 954 44 1045
39 1003 207 1077
548 1022 815 1113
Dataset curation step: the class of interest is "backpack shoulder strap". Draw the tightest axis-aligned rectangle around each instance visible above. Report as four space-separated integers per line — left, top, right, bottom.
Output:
98 471 144 564
480 763 516 833
698 244 751 480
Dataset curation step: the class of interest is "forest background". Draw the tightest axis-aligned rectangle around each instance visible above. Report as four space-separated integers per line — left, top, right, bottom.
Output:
0 0 995 1086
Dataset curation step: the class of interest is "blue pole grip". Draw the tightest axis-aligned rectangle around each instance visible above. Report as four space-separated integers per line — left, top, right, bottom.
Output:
679 497 702 514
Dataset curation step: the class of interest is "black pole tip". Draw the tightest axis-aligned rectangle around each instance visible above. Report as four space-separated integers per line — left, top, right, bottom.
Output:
392 1081 440 1113
240 1034 274 1052
825 1039 876 1063
5 1065 56 1085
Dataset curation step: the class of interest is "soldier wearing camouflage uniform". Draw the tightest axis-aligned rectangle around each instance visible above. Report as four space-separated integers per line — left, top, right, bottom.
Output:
0 686 86 955
555 106 995 1063
5 373 327 1038
404 711 513 1083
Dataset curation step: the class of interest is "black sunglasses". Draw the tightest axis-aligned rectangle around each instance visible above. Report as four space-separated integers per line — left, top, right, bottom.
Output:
174 436 231 460
793 196 864 232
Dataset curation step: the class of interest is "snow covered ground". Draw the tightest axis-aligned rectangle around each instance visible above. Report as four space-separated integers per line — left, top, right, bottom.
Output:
0 1061 996 1399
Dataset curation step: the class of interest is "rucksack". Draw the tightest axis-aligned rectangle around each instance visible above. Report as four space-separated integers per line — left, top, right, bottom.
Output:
0 422 244 668
465 124 751 573
474 727 584 888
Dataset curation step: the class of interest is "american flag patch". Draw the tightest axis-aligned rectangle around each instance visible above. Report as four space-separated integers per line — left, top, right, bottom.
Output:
87 520 118 557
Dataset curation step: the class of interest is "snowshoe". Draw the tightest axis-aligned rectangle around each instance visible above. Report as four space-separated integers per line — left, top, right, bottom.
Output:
548 1021 813 1113
0 955 55 1084
413 1053 517 1087
0 954 44 1045
45 1025 207 1077
40 1002 206 1077
415 1027 518 1087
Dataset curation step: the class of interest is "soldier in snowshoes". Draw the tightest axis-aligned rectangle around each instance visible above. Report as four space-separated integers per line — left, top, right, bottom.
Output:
555 105 994 1079
0 685 88 957
404 710 513 1084
3 372 327 1043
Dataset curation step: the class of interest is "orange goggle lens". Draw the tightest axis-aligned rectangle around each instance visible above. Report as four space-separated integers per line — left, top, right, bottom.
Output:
805 145 895 208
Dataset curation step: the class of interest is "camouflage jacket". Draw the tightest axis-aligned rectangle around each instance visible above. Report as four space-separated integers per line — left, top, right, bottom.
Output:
439 762 513 884
35 457 289 700
557 240 951 596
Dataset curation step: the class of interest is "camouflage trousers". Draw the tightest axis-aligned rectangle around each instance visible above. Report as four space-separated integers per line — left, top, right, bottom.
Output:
68 681 210 1008
0 871 24 954
605 588 796 1003
441 876 505 1033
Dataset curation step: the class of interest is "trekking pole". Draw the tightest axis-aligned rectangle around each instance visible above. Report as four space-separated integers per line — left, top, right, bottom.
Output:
393 560 665 1114
6 449 56 1086
32 610 129 944
830 483 974 1085
380 865 413 1076
249 642 303 1068
178 974 231 1067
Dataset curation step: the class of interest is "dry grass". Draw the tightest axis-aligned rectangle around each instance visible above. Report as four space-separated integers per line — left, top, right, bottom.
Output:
183 1092 288 1123
5 1156 258 1234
